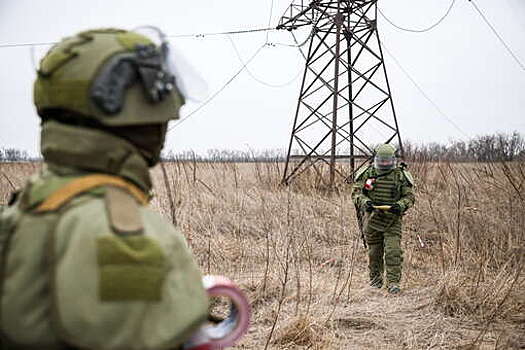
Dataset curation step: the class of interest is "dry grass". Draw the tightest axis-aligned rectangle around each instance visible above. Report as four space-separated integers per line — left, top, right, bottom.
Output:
1 160 524 349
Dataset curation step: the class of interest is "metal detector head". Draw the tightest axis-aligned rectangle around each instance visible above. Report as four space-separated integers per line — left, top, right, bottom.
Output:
184 276 251 350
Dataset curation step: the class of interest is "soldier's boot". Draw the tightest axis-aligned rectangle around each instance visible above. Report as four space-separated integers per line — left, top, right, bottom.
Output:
368 243 384 288
387 284 401 294
384 226 403 293
370 276 383 289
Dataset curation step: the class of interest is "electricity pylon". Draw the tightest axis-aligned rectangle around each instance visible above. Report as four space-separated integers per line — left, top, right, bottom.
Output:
279 0 403 186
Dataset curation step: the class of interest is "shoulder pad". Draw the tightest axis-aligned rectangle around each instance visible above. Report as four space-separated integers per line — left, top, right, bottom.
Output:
354 165 371 181
401 170 415 187
105 187 144 235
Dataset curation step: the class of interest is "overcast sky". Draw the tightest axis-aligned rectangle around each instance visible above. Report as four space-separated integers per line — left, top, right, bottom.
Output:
1 0 524 156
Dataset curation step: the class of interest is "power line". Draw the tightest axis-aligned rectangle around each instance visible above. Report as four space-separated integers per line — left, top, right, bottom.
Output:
228 37 302 88
378 0 456 33
0 41 57 49
168 1 278 132
381 43 470 139
169 1 282 129
167 27 277 39
468 0 525 71
167 43 266 132
266 0 275 43
0 27 277 49
268 28 314 48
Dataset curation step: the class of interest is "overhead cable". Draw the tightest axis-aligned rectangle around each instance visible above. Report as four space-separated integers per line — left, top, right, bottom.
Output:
167 27 277 39
266 0 275 43
290 31 311 61
228 37 302 88
268 28 314 48
381 43 470 139
168 0 279 131
378 0 456 33
0 41 57 49
0 27 278 49
167 44 266 132
468 0 525 71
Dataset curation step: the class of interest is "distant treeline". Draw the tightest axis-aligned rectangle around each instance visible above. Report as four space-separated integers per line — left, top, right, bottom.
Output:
1 132 524 163
161 149 285 163
0 148 36 162
404 131 525 162
164 132 525 163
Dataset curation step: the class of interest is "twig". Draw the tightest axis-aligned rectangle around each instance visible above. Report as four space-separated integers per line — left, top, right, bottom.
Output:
446 162 463 267
1 171 16 191
470 254 523 347
264 239 291 350
160 162 177 226
191 151 197 184
500 162 523 202
197 179 216 196
261 195 271 294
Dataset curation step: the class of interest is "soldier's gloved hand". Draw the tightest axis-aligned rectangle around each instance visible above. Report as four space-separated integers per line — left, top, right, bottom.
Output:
389 203 402 215
365 201 374 213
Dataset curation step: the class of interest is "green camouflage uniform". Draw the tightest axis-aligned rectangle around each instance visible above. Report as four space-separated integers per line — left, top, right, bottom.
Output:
0 29 208 350
352 162 415 289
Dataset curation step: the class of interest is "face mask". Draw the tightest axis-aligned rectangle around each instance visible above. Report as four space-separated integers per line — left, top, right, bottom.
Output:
109 123 167 166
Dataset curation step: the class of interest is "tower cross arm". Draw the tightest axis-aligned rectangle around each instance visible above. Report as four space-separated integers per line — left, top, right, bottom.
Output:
277 0 318 31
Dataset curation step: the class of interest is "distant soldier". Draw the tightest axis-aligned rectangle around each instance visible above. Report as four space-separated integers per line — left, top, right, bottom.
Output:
352 144 415 294
0 28 247 350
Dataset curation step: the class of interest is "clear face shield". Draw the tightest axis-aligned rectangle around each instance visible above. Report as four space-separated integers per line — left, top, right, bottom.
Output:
373 155 396 171
133 26 209 104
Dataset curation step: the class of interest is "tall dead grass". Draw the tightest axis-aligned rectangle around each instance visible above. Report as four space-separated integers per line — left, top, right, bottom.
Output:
0 160 523 349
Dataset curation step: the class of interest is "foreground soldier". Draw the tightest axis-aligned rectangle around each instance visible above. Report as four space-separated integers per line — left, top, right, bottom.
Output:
0 28 212 349
352 144 415 294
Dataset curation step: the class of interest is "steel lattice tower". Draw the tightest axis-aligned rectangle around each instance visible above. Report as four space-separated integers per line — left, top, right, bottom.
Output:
279 0 403 186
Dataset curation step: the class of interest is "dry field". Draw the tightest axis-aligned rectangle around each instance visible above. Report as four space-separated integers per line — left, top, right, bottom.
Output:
1 161 524 349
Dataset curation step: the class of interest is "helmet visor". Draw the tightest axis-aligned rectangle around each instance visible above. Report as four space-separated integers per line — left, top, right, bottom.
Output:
374 155 396 171
166 43 209 103
133 26 209 103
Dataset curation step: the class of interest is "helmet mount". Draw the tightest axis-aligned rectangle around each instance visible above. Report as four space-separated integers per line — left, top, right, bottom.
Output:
90 44 176 115
34 28 184 127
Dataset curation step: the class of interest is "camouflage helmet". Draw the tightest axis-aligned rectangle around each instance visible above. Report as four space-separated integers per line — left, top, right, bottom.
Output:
34 28 185 126
373 144 397 171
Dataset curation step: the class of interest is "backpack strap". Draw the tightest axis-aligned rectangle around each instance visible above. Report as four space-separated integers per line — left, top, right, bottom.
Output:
105 187 144 235
35 174 149 213
354 165 372 182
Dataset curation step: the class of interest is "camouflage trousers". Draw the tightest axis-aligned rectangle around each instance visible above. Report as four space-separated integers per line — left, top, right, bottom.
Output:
365 220 403 287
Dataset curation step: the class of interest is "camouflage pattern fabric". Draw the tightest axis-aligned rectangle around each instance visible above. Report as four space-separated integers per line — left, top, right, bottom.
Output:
0 26 209 349
0 124 208 350
352 165 415 288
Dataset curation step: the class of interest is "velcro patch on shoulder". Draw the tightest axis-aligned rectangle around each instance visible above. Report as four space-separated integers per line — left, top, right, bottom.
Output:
105 187 143 235
97 235 167 301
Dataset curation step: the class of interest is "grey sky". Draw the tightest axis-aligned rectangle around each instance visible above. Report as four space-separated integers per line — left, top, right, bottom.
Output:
1 0 524 156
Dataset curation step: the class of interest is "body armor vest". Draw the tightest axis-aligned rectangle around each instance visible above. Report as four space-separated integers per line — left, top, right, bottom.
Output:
365 169 401 205
362 168 403 232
